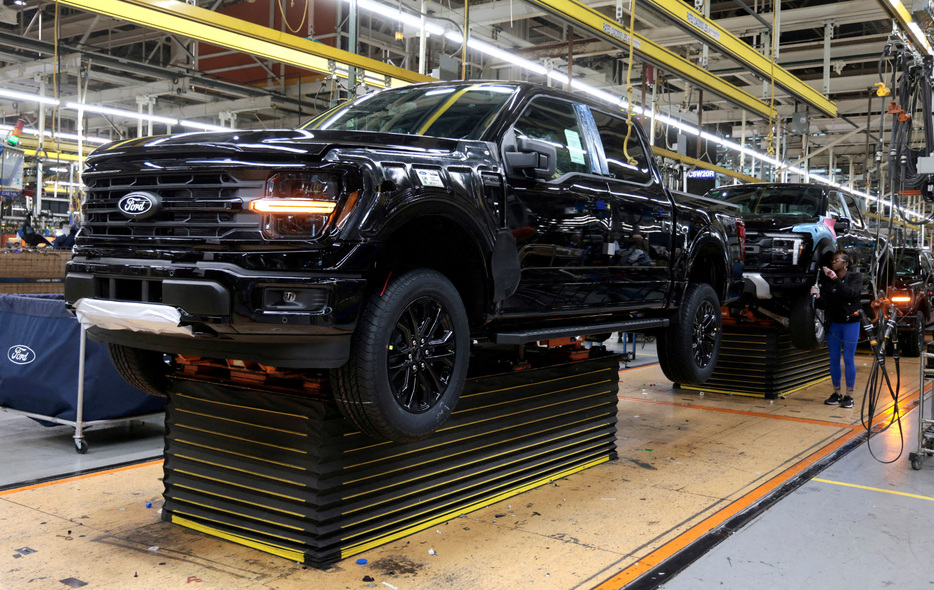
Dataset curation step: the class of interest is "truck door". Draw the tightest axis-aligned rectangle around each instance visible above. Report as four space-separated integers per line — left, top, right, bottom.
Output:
589 108 672 308
500 95 612 316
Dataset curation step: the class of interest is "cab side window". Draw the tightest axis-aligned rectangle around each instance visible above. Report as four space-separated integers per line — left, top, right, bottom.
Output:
512 97 592 178
589 110 652 184
827 191 847 220
841 192 866 230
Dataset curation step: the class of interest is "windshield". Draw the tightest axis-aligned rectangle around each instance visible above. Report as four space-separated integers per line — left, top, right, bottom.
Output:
709 185 825 216
301 83 518 140
896 252 920 276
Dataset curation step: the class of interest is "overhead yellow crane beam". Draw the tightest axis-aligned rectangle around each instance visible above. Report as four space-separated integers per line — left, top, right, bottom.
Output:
874 0 934 56
56 0 434 89
639 0 837 118
525 0 776 119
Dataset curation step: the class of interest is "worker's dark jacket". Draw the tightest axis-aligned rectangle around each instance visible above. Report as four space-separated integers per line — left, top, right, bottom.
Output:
816 270 863 324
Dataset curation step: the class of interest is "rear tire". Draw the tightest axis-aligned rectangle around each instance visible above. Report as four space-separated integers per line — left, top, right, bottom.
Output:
107 344 172 397
657 283 722 385
331 269 470 442
789 294 826 351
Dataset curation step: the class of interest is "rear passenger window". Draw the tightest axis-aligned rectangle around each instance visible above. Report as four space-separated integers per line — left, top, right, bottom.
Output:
511 97 592 178
590 110 652 184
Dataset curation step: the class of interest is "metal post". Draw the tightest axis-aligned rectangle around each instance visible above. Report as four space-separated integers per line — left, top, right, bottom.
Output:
348 0 358 95
74 325 86 448
823 21 834 96
419 0 427 76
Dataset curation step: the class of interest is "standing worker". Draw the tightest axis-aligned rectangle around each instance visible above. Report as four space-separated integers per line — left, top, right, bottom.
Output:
812 250 863 408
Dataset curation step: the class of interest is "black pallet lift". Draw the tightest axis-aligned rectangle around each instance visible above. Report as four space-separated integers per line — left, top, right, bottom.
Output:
160 352 620 567
680 326 829 398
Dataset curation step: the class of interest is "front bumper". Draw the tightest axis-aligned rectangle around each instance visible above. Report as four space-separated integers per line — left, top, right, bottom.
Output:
742 270 815 300
64 258 367 368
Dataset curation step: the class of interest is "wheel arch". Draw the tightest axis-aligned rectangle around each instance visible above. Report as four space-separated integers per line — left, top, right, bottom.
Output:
686 231 731 303
372 207 492 329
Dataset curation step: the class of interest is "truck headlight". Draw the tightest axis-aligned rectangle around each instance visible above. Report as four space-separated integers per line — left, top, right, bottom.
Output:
771 237 804 265
250 172 342 238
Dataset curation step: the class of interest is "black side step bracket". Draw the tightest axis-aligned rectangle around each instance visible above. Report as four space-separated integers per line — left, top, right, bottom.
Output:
492 317 669 345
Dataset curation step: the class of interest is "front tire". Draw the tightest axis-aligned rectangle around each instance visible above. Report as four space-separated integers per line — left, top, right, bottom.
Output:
789 294 826 351
657 283 722 385
901 311 925 358
331 269 470 442
107 344 173 398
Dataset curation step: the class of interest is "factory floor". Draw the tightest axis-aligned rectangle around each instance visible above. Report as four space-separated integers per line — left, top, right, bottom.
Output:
2 336 932 590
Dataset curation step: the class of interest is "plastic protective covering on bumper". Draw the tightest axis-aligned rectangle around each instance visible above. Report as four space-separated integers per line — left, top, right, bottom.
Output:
74 298 194 336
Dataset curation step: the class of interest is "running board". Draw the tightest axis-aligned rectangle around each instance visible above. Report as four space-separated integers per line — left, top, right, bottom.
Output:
492 318 669 345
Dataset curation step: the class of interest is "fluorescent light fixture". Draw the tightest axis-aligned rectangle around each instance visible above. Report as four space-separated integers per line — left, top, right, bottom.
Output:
179 120 229 132
0 88 59 106
64 102 179 126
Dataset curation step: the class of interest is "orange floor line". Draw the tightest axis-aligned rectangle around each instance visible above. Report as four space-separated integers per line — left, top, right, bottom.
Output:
594 388 922 590
0 459 164 497
618 394 862 430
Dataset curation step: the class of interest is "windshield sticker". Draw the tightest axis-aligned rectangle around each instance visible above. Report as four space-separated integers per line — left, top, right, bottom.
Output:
416 168 445 187
565 130 585 165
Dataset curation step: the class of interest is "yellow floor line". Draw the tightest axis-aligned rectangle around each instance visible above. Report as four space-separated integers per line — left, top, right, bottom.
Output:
813 478 934 502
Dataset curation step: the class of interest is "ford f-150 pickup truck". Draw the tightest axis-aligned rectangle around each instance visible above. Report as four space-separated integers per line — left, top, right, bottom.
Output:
65 80 743 442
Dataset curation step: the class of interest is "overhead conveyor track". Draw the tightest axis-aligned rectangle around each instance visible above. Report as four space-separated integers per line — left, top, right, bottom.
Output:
638 0 837 118
524 0 776 120
56 0 435 89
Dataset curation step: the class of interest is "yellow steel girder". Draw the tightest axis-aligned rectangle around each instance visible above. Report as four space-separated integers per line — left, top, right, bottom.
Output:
56 0 434 89
639 0 837 118
525 0 776 120
874 0 934 56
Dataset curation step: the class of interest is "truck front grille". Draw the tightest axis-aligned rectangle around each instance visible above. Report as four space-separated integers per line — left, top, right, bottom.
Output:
82 171 265 242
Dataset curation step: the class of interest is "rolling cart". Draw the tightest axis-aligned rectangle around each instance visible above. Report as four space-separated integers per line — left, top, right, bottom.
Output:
0 294 165 453
909 341 934 470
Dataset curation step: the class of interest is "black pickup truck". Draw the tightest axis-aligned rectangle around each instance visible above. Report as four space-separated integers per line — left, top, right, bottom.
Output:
707 182 891 350
886 246 934 356
65 80 743 441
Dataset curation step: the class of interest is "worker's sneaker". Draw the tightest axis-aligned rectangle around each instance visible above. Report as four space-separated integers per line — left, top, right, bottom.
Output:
841 395 855 409
824 392 842 405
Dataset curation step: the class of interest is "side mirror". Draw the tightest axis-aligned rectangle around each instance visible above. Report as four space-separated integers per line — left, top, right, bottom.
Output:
834 217 851 233
504 137 557 180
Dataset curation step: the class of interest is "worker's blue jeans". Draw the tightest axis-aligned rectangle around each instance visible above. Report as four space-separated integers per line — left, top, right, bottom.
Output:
827 321 860 390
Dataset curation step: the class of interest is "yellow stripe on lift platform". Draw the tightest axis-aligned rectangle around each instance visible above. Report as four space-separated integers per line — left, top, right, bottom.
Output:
175 424 307 454
340 425 614 505
171 514 306 563
171 497 306 531
339 455 611 559
173 438 306 470
679 375 829 398
172 483 308 519
173 469 306 503
340 397 616 476
173 454 306 487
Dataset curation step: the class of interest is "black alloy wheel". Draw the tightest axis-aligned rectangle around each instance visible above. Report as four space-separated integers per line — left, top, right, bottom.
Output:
332 269 469 442
657 283 722 385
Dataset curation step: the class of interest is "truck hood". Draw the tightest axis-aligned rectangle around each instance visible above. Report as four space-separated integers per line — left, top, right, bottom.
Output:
86 128 463 164
739 214 819 232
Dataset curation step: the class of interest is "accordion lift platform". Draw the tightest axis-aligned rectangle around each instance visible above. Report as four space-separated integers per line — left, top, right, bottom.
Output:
160 352 620 568
679 325 830 398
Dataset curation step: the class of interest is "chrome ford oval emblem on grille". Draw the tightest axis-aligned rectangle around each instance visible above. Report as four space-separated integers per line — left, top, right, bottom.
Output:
118 191 161 219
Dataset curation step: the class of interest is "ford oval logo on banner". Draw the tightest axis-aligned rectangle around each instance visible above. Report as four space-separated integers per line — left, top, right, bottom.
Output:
8 345 36 365
118 191 161 220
